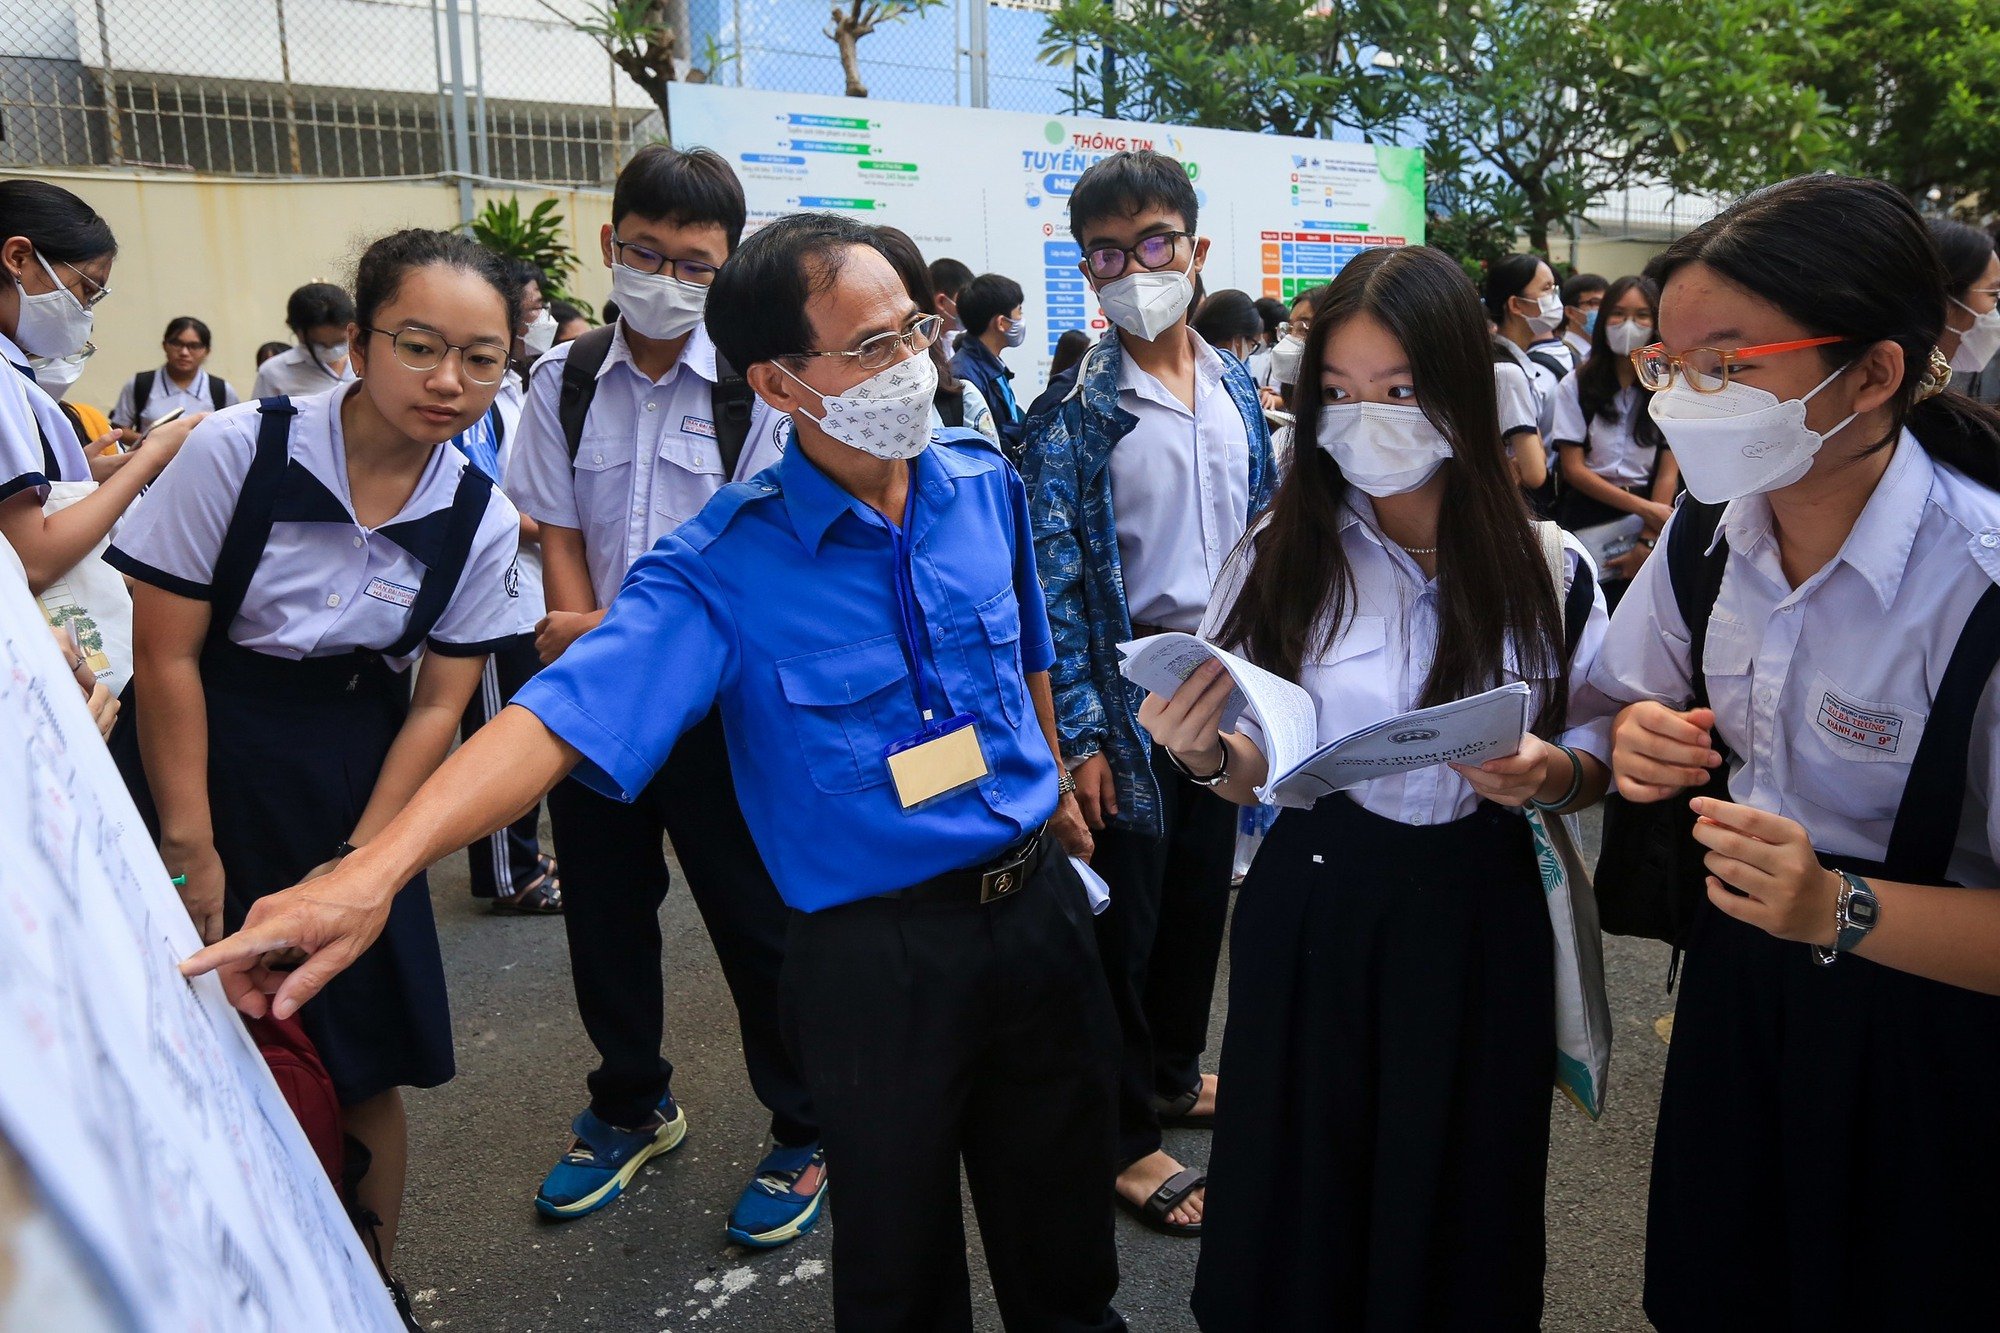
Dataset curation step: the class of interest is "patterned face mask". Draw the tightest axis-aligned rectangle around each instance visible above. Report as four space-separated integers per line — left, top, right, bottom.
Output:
780 352 938 461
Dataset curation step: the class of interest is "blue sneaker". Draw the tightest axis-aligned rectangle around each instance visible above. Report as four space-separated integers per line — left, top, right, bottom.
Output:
725 1142 828 1248
534 1095 688 1220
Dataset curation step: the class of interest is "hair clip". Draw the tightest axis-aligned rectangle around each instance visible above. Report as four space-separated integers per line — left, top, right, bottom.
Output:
1914 345 1953 403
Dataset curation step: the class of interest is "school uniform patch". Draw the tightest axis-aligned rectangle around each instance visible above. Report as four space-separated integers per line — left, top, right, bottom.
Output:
681 415 717 439
1813 685 1905 754
363 576 419 608
504 560 521 598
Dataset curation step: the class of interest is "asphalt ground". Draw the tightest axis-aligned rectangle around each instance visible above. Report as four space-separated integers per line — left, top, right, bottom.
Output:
400 809 1675 1331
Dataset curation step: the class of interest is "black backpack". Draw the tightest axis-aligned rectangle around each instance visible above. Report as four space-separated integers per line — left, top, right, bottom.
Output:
554 325 756 477
134 368 231 419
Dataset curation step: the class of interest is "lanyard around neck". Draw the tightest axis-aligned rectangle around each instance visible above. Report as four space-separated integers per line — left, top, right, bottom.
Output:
883 463 936 724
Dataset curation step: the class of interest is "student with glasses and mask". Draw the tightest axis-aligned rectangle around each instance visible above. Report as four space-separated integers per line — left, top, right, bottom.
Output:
182 209 1120 1333
253 281 358 399
107 229 534 1320
1933 217 2000 405
110 316 240 446
1591 174 2000 1330
1019 149 1276 1240
0 181 202 598
500 144 819 1249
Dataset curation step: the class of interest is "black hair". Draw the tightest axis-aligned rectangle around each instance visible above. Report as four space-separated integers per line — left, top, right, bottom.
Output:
1655 174 2000 490
0 179 116 265
286 282 355 335
1560 272 1607 306
507 258 546 298
1929 218 1996 298
929 257 973 300
549 300 585 327
255 340 290 365
1253 296 1288 341
1290 284 1327 317
1049 329 1091 380
872 225 961 395
959 273 1025 339
1192 289 1263 348
163 316 212 348
350 228 521 338
1067 150 1198 242
1573 274 1664 451
612 144 747 250
707 211 891 370
1218 245 1569 735
1482 252 1550 327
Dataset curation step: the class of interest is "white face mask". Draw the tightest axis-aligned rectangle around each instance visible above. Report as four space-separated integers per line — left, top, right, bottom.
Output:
1096 252 1196 342
1606 318 1654 357
1648 363 1857 503
612 264 708 341
311 339 349 365
27 341 93 396
781 352 938 461
521 308 558 358
1948 296 2000 373
1003 316 1028 349
1518 290 1564 336
1269 333 1305 384
1315 400 1455 497
13 252 95 361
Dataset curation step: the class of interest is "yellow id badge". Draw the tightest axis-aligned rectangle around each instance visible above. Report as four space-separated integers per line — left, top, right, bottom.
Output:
885 712 989 810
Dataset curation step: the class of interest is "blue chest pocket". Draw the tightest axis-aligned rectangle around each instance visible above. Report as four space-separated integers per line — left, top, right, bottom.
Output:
973 586 1028 728
775 635 911 794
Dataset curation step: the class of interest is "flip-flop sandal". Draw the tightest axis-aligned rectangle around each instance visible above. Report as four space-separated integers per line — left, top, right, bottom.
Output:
1117 1166 1205 1238
491 858 563 915
1152 1080 1215 1129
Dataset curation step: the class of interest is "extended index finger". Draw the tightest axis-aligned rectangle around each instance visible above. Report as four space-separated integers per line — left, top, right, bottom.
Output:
180 922 297 981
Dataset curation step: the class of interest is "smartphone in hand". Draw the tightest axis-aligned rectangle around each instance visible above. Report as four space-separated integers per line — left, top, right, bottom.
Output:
125 406 186 451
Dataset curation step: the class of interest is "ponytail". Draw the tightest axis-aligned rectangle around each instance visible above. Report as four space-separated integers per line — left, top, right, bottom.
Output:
1908 391 2000 490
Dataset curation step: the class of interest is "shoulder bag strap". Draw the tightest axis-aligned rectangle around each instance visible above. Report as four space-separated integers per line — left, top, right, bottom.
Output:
1880 582 2000 882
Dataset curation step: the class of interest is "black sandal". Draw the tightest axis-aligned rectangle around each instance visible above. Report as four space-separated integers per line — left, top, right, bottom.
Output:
1118 1166 1205 1238
490 856 563 915
1152 1077 1215 1129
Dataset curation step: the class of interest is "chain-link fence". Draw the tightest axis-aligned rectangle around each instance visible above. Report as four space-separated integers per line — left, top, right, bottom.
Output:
2 0 1077 186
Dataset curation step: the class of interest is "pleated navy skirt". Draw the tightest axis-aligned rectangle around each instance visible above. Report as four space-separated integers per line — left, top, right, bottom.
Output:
1192 794 1554 1332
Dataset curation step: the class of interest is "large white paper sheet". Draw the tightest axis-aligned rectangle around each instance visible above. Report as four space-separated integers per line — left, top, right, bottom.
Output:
0 563 400 1333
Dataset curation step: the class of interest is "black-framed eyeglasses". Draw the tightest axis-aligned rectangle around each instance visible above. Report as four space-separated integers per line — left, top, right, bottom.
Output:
610 235 721 287
364 325 511 385
788 314 943 374
1082 230 1193 281
164 338 208 352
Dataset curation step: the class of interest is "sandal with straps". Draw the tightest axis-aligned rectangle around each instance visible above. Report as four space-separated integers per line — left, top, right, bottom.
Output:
1117 1165 1205 1238
490 855 563 915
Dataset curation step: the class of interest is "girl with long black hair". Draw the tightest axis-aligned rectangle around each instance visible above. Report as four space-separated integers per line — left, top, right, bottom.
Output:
1595 173 2000 1328
1140 244 1614 1328
1932 216 2000 402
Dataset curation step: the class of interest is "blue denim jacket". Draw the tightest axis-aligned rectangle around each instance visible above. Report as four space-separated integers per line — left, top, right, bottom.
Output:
1018 332 1275 837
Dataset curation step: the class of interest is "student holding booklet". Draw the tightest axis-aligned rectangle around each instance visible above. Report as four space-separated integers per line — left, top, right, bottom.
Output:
1132 244 1616 1329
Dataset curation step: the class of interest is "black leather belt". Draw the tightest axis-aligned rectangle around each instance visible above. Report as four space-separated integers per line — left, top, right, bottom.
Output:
892 827 1049 906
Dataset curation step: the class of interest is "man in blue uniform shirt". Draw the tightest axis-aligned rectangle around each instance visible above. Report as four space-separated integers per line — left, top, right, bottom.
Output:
184 212 1123 1333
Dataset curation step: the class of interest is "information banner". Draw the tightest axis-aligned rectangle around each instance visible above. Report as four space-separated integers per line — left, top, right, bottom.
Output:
670 83 1424 386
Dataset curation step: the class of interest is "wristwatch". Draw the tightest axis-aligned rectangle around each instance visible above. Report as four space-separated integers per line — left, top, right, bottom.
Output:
333 840 360 860
1166 742 1231 788
1812 869 1879 966
1056 769 1077 798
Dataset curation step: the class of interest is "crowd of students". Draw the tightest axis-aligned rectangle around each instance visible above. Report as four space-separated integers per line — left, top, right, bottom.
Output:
5 146 2000 1332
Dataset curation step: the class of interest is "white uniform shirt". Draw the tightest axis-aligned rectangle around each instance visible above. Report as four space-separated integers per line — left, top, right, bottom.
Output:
1532 336 1578 377
503 323 784 609
1586 434 2000 884
110 366 241 431
1204 497 1615 825
109 386 531 671
1563 329 1593 365
0 331 88 505
1495 338 1559 439
251 343 356 400
1547 370 1659 490
1108 331 1252 632
1494 361 1540 439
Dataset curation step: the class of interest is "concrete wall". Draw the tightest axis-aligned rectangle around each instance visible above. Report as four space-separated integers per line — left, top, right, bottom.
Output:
1565 235 1672 281
0 168 615 412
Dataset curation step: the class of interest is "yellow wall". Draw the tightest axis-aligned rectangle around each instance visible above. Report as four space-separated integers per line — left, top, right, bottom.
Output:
0 169 617 414
1566 236 1671 281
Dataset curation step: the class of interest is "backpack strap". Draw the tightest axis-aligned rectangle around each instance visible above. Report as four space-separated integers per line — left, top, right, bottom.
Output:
711 346 756 480
208 375 229 413
1529 349 1571 382
134 369 156 422
1664 498 1731 718
558 324 618 464
1878 582 2000 883
207 398 298 637
935 384 966 429
382 465 496 660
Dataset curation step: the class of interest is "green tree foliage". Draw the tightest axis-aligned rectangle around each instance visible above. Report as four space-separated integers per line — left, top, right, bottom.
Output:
535 0 735 143
826 1 949 98
469 195 594 317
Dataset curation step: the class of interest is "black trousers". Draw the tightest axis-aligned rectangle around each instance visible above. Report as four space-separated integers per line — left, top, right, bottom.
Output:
780 851 1124 1333
1089 743 1238 1167
457 632 546 898
546 709 816 1143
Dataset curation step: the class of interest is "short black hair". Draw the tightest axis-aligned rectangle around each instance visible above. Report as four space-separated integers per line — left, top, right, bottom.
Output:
255 340 290 365
1192 289 1262 346
612 144 747 250
286 282 355 334
1068 150 1197 243
707 211 892 369
929 257 973 299
507 258 546 298
549 300 585 327
959 273 1024 338
351 229 521 336
1253 296 1288 340
1560 272 1607 305
163 316 212 347
0 179 116 265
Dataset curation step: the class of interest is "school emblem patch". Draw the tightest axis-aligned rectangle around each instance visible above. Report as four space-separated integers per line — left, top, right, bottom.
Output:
504 560 521 598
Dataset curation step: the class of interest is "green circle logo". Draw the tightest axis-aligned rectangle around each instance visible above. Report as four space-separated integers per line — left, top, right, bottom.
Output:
1045 121 1066 144
1184 161 1201 182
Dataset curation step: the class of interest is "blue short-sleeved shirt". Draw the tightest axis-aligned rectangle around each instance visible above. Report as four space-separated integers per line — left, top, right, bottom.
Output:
514 431 1060 912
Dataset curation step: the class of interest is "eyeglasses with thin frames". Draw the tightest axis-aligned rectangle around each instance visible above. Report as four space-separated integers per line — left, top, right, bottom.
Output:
364 325 511 385
49 256 111 310
610 235 721 287
788 313 943 375
1633 335 1847 393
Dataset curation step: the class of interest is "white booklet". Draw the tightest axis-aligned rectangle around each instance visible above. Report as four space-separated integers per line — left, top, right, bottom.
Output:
1572 513 1644 583
1117 632 1533 809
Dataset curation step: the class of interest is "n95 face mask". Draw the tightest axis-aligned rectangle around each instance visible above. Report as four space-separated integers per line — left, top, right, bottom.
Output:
521 308 559 357
1606 319 1653 357
1269 334 1305 385
1648 364 1856 503
1096 255 1195 343
1948 297 2000 373
1316 400 1455 497
782 353 938 461
1519 290 1564 336
14 252 94 361
612 265 708 342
